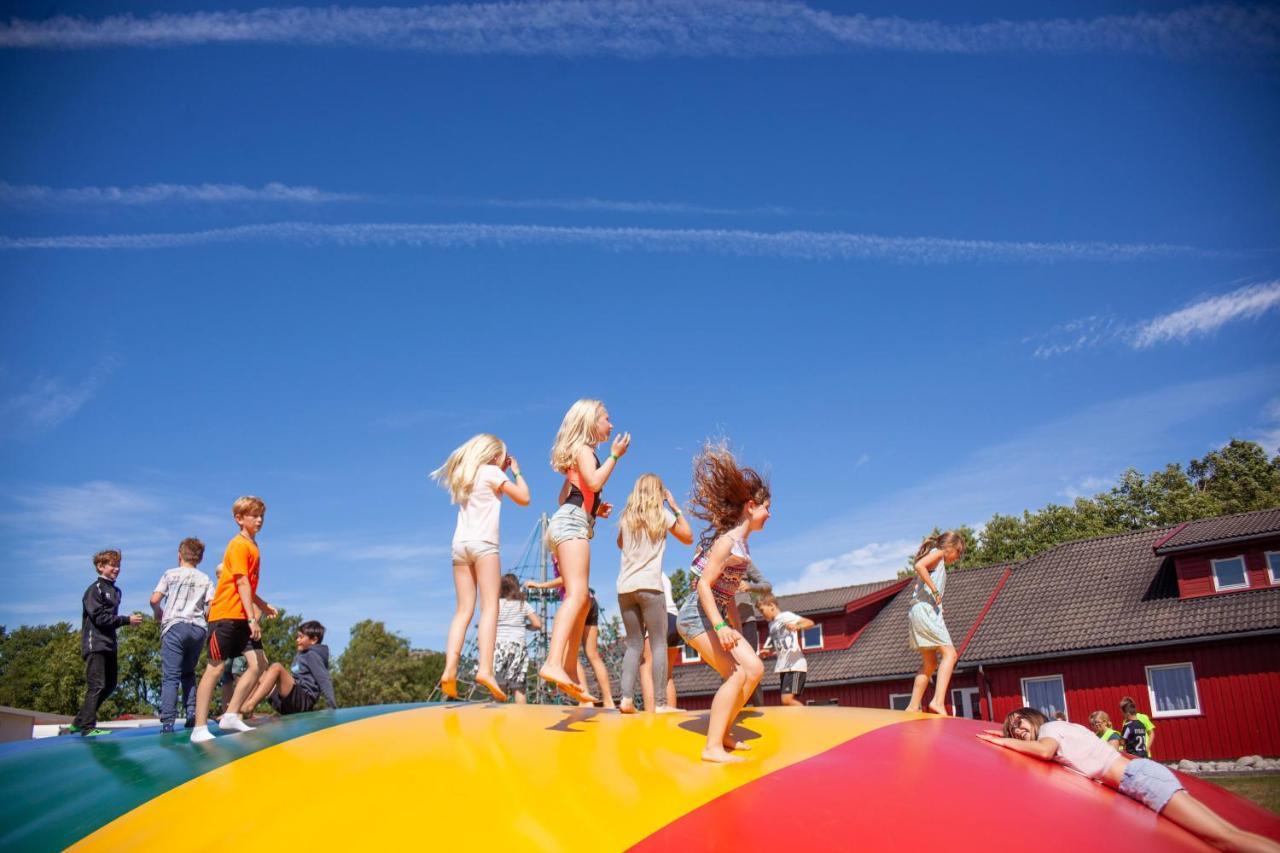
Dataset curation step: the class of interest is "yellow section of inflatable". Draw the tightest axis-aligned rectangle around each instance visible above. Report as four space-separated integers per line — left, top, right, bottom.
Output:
75 704 903 851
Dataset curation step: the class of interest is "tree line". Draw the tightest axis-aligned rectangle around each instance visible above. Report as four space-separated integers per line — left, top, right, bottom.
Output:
912 439 1280 571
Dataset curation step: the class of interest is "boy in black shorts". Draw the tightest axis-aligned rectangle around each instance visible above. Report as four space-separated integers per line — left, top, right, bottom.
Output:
244 621 336 715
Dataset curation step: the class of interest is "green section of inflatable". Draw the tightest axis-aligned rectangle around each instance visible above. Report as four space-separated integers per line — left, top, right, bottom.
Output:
0 704 436 852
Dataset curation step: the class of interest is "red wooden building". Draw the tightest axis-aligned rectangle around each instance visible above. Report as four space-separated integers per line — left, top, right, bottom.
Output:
672 508 1280 760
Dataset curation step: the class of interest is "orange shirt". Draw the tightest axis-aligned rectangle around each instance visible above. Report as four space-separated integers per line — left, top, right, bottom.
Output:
208 535 260 621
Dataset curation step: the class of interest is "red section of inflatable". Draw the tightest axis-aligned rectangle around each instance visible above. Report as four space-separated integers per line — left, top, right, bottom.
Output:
631 718 1280 852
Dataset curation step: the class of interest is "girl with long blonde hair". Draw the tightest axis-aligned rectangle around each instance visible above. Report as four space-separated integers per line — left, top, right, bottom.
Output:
615 473 692 713
904 530 964 714
431 433 531 701
675 442 769 762
538 399 630 701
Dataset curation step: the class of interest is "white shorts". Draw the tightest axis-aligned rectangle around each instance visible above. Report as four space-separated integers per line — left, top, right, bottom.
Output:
452 540 499 564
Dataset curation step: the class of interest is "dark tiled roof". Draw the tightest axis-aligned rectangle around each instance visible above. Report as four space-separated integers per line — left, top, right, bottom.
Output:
963 522 1280 662
1154 508 1280 553
831 563 1009 680
674 567 1006 694
756 578 902 617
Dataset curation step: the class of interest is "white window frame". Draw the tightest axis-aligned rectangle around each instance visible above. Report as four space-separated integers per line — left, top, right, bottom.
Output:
800 623 824 649
1266 551 1280 585
889 693 913 711
1020 674 1068 720
951 687 981 719
681 643 700 663
1210 555 1250 592
1145 662 1201 718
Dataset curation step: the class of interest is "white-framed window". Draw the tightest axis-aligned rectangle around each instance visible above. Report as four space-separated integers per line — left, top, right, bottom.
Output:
951 687 981 719
801 623 823 649
1021 675 1068 720
1210 555 1249 592
1145 662 1201 718
681 643 700 663
889 693 912 711
1266 552 1280 585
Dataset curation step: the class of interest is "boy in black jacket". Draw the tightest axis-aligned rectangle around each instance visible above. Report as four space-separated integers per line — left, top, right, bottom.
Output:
243 620 337 715
70 549 143 736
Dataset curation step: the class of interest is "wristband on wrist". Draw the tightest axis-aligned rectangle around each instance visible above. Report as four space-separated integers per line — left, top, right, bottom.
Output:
513 471 522 479
671 507 681 516
608 453 619 463
713 620 728 631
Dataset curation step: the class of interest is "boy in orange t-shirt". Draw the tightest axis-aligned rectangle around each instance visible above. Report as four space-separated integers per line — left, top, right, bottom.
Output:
191 496 278 743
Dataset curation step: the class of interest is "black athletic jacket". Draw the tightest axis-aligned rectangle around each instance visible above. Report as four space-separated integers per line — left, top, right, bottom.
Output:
81 577 130 657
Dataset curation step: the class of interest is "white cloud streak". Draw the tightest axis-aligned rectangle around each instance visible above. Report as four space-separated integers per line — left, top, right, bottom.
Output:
466 197 797 216
0 356 118 434
1 2 1275 59
0 221 1209 264
1130 280 1280 347
0 181 361 206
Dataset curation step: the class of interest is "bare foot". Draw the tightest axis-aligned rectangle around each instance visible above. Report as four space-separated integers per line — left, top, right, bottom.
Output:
702 748 746 764
539 666 587 702
927 703 948 715
602 701 617 710
438 677 459 700
904 705 921 713
618 699 636 715
724 739 752 751
473 672 509 703
655 705 684 714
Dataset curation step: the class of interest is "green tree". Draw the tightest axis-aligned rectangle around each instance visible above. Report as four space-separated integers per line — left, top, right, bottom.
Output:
1189 440 1280 514
928 438 1280 568
333 620 440 707
0 623 83 715
669 568 691 605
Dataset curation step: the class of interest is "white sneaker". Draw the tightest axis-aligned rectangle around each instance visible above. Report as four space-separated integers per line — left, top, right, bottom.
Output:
190 726 215 743
217 713 252 733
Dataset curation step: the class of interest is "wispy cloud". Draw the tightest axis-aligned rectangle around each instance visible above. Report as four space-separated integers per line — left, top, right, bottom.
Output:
0 181 361 206
2 481 162 534
0 356 118 435
1030 279 1280 357
1058 473 1116 501
463 197 798 216
1254 398 1280 456
777 538 915 593
0 221 1213 265
1130 280 1280 347
1 2 1275 59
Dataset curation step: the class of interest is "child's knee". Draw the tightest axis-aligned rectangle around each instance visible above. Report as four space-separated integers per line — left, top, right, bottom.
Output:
742 657 764 683
941 646 958 663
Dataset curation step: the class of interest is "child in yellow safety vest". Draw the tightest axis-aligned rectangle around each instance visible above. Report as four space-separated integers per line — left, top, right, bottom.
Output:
1089 710 1125 752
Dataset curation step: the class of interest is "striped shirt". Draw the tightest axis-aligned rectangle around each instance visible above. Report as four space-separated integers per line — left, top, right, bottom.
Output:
153 566 214 634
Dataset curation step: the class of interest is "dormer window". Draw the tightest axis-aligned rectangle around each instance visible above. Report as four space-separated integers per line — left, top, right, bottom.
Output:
1210 556 1249 592
1268 552 1280 585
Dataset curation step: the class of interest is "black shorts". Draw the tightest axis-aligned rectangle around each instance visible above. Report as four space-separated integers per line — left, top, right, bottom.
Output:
269 685 316 715
780 671 807 697
585 596 600 628
666 613 680 648
207 619 263 663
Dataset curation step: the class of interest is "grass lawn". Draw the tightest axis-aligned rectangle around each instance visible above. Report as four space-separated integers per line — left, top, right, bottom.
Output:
1201 773 1280 815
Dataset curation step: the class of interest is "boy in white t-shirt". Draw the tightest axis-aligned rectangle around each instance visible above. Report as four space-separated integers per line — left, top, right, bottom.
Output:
149 538 214 732
758 595 815 707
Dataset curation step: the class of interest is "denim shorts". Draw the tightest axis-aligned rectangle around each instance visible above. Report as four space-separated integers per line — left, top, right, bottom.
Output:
1119 758 1185 813
452 540 499 564
547 504 593 548
675 593 717 642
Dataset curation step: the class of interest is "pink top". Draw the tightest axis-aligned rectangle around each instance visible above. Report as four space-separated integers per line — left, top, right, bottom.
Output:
1039 721 1124 780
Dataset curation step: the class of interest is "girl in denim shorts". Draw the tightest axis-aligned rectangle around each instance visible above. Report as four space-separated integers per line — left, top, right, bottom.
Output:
677 441 770 764
980 708 1278 852
538 399 630 702
431 433 531 701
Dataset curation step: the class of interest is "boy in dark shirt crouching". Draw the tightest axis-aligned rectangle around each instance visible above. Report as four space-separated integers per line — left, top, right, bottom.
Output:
244 620 337 715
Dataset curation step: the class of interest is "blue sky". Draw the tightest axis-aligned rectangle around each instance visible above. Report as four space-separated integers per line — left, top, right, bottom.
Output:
1 1 1278 652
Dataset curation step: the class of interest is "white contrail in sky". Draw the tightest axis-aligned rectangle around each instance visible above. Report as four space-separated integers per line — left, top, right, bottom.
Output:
1 2 1275 58
0 221 1212 264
